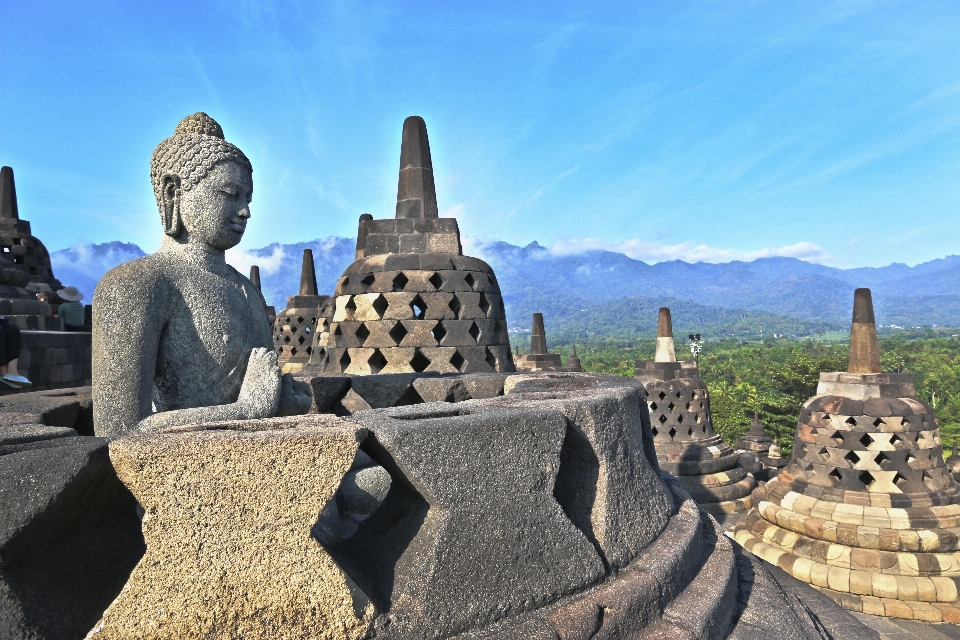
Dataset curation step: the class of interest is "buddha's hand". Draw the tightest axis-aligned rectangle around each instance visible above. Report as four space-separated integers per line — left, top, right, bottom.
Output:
237 347 283 418
276 374 313 416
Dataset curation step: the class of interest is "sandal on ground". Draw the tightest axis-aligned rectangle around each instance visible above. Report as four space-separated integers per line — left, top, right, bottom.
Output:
2 374 32 388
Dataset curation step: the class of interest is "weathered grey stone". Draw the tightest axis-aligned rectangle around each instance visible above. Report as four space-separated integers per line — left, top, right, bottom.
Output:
460 372 509 399
0 437 144 640
349 373 425 408
338 465 391 515
0 424 76 446
472 372 673 570
412 375 470 402
93 113 309 438
341 402 606 639
303 374 352 413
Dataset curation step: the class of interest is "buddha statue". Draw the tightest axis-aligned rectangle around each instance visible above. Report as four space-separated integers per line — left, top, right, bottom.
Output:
92 113 311 438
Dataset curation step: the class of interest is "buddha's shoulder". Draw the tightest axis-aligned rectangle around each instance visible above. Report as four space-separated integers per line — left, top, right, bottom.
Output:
96 253 177 293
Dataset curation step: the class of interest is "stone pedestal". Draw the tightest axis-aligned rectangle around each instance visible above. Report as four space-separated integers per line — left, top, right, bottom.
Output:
636 360 757 515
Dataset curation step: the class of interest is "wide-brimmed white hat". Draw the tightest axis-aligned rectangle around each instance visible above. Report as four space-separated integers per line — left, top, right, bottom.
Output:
57 286 83 302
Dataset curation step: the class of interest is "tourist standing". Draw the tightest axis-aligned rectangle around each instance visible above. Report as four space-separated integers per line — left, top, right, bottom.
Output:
56 286 85 331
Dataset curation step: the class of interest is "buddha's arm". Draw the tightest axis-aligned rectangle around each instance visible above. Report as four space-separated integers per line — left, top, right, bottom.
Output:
92 263 168 438
131 347 283 433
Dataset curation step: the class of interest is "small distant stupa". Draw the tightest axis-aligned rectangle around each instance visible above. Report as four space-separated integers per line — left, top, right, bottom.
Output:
635 307 757 515
515 313 564 371
735 411 788 481
272 249 329 373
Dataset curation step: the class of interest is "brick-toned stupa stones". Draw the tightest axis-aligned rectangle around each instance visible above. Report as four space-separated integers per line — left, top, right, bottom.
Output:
635 307 757 515
307 116 514 375
735 288 960 622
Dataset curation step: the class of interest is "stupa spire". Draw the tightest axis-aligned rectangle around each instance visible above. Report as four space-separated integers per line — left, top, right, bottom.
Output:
847 288 880 374
299 249 318 296
654 307 677 363
0 166 19 220
530 313 548 355
395 116 439 219
749 411 765 437
249 265 261 291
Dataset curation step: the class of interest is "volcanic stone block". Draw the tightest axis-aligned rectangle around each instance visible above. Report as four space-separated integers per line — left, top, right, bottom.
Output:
0 437 144 640
302 375 352 413
88 416 373 639
412 376 470 403
350 373 425 408
341 403 606 639
473 373 673 570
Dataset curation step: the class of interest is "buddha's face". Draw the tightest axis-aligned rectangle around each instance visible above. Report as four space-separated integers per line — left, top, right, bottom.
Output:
178 160 253 251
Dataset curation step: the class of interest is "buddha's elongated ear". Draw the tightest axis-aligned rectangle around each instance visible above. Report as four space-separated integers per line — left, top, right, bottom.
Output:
160 174 182 237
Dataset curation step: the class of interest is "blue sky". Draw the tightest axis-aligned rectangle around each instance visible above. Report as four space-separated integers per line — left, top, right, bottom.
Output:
2 1 960 268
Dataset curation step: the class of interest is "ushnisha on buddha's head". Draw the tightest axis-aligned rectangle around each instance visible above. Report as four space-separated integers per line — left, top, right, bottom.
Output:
150 112 253 250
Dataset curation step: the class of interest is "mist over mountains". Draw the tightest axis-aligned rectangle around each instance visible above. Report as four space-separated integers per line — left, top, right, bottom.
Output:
50 238 960 343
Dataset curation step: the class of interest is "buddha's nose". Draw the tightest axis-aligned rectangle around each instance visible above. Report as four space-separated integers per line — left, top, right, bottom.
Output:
238 205 251 219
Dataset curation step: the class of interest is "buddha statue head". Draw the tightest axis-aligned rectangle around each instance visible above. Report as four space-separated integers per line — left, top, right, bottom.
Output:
149 112 253 250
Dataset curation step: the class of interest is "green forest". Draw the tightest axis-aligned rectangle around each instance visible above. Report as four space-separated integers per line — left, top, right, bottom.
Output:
552 329 960 457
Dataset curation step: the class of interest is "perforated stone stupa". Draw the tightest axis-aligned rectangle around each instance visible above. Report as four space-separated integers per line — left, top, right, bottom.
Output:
273 249 328 373
306 116 514 375
635 307 757 515
0 166 62 330
736 411 789 481
735 289 960 622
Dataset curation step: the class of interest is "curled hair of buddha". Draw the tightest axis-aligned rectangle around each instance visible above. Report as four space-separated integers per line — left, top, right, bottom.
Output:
150 112 252 236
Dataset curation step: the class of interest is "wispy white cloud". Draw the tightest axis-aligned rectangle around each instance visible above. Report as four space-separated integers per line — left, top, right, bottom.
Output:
546 237 830 264
225 245 287 275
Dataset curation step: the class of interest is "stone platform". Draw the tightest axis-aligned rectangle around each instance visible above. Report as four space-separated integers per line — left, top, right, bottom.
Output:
0 330 92 394
74 372 876 639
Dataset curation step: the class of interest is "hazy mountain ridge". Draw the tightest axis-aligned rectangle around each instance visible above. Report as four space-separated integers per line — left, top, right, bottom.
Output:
49 238 960 339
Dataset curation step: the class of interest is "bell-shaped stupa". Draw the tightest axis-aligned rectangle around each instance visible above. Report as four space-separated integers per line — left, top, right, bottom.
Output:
635 307 757 515
736 411 789 481
307 117 514 375
735 288 960 622
272 249 329 373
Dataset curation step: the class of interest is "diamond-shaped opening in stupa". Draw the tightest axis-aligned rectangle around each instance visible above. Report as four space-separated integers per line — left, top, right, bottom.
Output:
450 350 465 371
367 349 387 374
448 296 462 319
392 273 409 291
429 273 443 289
478 293 491 316
355 323 371 345
411 349 430 373
389 322 409 345
372 295 389 318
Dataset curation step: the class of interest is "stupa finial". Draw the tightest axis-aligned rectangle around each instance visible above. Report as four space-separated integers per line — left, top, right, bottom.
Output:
0 166 19 220
396 116 439 219
249 265 261 291
299 249 318 296
654 307 677 363
530 313 548 355
848 288 881 374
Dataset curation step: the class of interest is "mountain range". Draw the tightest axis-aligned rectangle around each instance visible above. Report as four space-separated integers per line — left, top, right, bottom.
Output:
49 238 960 344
